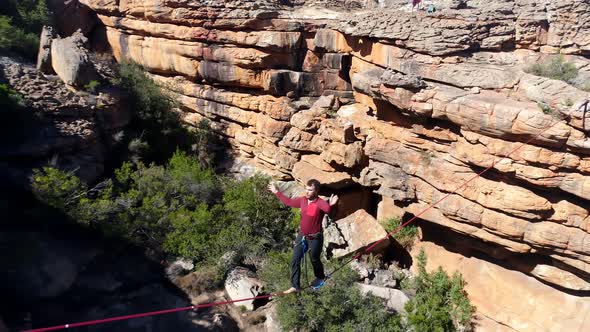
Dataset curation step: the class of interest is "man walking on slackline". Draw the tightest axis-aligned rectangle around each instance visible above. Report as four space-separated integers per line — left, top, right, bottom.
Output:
268 179 339 294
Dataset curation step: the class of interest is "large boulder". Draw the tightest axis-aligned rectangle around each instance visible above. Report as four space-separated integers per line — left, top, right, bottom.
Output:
51 30 97 87
263 302 282 332
192 313 239 332
357 283 410 313
370 269 397 288
165 258 194 281
324 209 389 258
224 267 263 311
36 25 55 74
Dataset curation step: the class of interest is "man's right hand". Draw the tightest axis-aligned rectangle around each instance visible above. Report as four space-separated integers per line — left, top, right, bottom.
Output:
268 183 278 194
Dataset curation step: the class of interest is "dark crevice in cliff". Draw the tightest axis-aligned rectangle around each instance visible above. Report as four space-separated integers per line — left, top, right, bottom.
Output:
476 314 521 332
373 100 430 127
102 13 307 33
323 183 374 219
472 164 590 225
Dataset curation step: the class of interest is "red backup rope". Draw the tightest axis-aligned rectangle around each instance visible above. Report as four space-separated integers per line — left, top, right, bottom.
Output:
23 295 275 332
24 117 564 332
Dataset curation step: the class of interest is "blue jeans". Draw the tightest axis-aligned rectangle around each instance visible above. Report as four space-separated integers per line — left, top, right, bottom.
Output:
290 232 325 289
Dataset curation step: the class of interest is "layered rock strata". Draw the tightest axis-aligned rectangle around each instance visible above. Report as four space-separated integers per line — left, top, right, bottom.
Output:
79 0 590 330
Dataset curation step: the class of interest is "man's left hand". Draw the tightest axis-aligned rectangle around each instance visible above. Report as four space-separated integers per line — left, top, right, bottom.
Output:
329 194 339 206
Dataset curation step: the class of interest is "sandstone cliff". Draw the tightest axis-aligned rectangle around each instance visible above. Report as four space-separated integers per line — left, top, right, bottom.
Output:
77 0 590 330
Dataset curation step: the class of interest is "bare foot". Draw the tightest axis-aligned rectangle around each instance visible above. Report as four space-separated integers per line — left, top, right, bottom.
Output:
269 287 297 299
282 287 298 294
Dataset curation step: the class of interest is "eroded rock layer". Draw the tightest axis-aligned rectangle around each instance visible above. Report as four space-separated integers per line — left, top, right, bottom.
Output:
79 0 590 330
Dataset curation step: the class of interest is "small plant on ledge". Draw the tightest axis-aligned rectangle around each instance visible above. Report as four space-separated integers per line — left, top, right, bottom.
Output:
383 216 419 250
524 55 578 83
84 80 100 93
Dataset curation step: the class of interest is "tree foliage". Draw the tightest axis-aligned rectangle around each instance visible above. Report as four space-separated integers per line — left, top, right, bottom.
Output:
0 83 24 111
383 217 419 249
32 167 86 211
404 249 475 332
259 253 403 332
31 151 297 271
215 175 298 259
259 248 475 332
0 0 51 59
114 61 196 164
112 62 226 167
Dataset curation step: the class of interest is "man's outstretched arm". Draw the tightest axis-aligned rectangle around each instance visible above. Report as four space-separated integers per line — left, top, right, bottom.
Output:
268 183 301 208
318 194 338 213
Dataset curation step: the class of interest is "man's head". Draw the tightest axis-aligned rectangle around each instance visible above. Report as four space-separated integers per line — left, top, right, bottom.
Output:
305 179 321 199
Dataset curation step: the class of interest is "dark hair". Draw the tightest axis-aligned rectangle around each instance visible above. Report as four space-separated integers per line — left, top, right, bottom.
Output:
306 179 321 191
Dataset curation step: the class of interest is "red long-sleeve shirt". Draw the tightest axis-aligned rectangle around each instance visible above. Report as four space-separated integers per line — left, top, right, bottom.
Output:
275 191 331 235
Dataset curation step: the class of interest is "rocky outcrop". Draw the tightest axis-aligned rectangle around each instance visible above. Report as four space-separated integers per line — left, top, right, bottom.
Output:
0 56 128 186
224 267 263 311
51 30 98 87
78 1 590 330
357 283 409 313
324 209 389 258
36 26 55 74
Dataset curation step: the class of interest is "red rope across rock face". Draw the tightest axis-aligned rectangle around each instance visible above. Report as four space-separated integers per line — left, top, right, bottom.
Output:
24 118 564 332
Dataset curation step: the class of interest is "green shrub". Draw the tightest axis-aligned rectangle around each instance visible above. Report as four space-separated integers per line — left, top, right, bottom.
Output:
32 153 297 269
383 217 419 249
258 251 294 293
0 16 39 59
523 55 590 93
218 175 298 254
404 249 475 332
580 82 590 92
0 83 24 110
537 102 565 120
260 253 403 332
33 151 219 245
113 61 210 164
114 61 178 125
525 55 578 83
190 119 224 169
31 167 87 211
84 80 100 93
0 0 51 59
537 101 554 114
110 152 219 245
13 0 51 33
163 205 214 261
420 150 434 165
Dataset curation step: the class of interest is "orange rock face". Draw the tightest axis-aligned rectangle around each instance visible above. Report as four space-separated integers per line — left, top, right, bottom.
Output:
412 242 590 332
